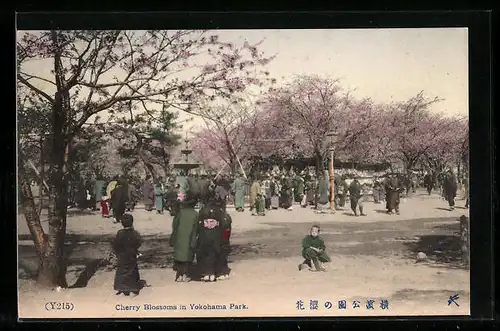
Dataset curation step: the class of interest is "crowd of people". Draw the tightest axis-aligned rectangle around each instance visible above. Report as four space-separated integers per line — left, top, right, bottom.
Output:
66 167 468 223
111 177 233 296
63 167 468 296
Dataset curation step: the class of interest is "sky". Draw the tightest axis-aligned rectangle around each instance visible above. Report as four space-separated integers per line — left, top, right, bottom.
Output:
18 28 468 134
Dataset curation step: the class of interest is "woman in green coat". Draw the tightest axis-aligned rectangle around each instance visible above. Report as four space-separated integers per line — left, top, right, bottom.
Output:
169 195 199 282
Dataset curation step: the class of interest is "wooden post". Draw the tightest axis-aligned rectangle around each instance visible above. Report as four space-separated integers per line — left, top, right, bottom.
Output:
329 148 335 212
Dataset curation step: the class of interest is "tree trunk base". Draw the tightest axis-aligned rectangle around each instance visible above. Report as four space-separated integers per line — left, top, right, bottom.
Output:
36 255 68 288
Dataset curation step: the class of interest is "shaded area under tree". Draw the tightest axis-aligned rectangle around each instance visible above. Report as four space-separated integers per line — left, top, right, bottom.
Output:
18 217 468 287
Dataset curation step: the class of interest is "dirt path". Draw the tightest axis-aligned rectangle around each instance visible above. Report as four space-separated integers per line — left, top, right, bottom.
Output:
18 191 470 318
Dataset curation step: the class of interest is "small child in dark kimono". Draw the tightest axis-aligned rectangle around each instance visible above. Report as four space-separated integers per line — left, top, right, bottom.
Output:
298 225 331 272
196 207 222 282
113 214 143 296
197 190 232 282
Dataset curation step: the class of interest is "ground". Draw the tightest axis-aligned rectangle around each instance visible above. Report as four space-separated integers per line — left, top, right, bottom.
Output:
17 190 470 318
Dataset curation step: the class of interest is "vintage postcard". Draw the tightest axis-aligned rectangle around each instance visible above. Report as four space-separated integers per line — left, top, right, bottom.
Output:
17 27 470 318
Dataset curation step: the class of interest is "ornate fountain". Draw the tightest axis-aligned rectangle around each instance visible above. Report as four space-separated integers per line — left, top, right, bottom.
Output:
172 134 200 174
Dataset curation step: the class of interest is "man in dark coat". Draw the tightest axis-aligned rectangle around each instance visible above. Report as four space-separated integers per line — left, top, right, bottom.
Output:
443 170 458 211
334 175 349 209
169 193 199 282
423 172 434 195
384 174 403 215
113 214 143 296
110 178 129 223
348 179 366 216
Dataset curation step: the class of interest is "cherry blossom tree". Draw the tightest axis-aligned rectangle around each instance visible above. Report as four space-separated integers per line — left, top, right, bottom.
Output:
254 75 352 174
191 101 262 175
191 78 469 182
380 92 445 173
17 29 274 287
423 115 468 175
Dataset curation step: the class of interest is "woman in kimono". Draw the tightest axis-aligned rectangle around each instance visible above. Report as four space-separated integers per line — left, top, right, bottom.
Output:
169 192 199 282
113 214 143 296
154 182 164 214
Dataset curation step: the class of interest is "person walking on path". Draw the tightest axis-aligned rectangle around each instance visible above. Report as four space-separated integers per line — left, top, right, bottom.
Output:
113 214 143 296
443 170 458 211
231 173 246 212
154 182 164 214
348 179 367 217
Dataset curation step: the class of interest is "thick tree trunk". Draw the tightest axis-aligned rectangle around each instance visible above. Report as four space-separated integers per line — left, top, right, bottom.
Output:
19 161 48 263
314 150 323 177
38 167 69 288
34 134 70 288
